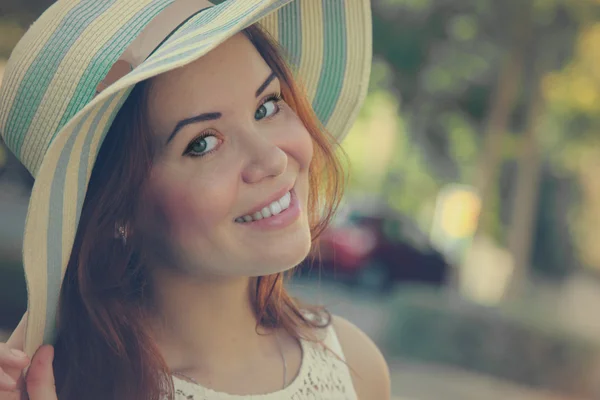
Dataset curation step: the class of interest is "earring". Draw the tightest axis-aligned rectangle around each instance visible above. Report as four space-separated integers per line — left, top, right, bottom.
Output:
114 222 128 246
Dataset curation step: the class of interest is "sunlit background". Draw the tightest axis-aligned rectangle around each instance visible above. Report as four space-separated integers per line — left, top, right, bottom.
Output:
3 1 600 399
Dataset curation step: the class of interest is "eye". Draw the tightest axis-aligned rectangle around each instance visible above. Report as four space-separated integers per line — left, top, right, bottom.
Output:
255 94 282 120
185 134 220 157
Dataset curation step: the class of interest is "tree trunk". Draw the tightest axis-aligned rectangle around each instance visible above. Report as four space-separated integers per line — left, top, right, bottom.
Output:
473 2 533 237
457 1 533 294
505 52 551 299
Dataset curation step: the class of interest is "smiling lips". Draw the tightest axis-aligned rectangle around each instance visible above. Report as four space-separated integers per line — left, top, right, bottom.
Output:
235 191 292 223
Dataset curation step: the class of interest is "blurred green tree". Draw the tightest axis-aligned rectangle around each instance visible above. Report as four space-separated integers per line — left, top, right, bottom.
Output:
367 0 600 284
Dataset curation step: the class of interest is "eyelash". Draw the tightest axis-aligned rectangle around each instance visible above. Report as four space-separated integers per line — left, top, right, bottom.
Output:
261 92 283 112
183 92 284 158
183 130 220 158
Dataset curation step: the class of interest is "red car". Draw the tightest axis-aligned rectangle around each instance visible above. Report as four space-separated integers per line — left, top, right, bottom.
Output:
300 201 451 291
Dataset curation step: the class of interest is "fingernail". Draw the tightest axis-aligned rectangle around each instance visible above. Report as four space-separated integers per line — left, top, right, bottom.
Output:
10 348 27 358
0 371 16 387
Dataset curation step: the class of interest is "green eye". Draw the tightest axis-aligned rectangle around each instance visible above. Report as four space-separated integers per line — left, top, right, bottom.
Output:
187 135 219 157
191 139 207 153
255 98 280 120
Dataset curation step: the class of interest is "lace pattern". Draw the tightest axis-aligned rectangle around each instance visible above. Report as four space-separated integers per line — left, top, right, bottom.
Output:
171 325 357 399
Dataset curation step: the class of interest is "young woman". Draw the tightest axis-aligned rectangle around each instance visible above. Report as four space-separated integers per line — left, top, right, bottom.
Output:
0 1 390 399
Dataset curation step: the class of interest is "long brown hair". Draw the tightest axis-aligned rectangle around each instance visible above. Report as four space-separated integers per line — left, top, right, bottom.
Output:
52 24 346 400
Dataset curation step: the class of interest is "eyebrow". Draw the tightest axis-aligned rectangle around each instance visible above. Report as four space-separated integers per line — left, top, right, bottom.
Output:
255 72 277 98
166 112 221 144
166 71 278 145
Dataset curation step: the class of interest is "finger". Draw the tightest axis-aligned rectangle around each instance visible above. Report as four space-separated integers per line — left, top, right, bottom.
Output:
0 344 30 372
25 346 57 400
0 370 23 400
3 359 28 391
0 345 29 392
0 367 17 393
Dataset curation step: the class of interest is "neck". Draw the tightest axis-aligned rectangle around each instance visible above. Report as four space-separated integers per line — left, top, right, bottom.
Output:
146 268 278 374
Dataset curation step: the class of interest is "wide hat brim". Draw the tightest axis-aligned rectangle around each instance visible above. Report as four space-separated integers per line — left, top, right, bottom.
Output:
2 0 371 357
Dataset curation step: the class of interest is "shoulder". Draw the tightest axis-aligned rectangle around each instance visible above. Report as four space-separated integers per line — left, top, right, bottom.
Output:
331 315 391 400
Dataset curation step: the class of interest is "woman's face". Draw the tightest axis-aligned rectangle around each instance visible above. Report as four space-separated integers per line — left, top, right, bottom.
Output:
137 32 314 279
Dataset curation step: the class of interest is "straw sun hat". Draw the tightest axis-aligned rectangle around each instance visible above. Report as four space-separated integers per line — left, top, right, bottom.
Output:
0 0 372 357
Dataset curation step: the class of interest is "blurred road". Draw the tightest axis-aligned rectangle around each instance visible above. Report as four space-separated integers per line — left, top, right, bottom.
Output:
288 278 391 342
288 278 588 400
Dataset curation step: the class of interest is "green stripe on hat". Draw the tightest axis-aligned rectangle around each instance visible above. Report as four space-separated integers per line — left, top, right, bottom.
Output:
5 1 116 156
131 3 279 78
144 1 288 66
277 0 301 69
141 2 254 66
0 6 72 120
29 1 170 172
312 0 346 125
150 0 234 49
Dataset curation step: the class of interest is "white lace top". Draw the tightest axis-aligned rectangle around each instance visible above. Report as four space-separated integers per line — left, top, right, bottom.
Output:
171 324 357 399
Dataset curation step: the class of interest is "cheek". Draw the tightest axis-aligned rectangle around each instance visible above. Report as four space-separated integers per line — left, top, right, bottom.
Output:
159 184 205 233
143 169 235 238
298 129 314 170
281 115 313 170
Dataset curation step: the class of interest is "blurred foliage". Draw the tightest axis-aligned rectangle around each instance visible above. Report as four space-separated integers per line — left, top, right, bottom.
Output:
0 19 25 59
0 0 55 58
384 287 600 398
342 0 600 280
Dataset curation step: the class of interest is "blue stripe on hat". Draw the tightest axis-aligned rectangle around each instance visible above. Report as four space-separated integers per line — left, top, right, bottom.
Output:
45 91 123 344
44 112 89 344
76 91 129 231
5 0 116 156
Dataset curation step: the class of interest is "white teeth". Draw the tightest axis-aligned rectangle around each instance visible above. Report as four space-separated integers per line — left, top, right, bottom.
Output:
261 206 272 218
236 191 293 223
270 201 282 216
279 191 291 209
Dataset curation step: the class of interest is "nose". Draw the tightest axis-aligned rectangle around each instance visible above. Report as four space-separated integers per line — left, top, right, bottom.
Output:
241 135 288 184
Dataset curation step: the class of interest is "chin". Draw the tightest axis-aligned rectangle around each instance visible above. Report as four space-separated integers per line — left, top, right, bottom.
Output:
247 238 311 276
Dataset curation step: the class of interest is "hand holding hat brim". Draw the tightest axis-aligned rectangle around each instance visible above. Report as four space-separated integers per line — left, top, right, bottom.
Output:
0 341 29 396
0 344 57 400
22 345 58 400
